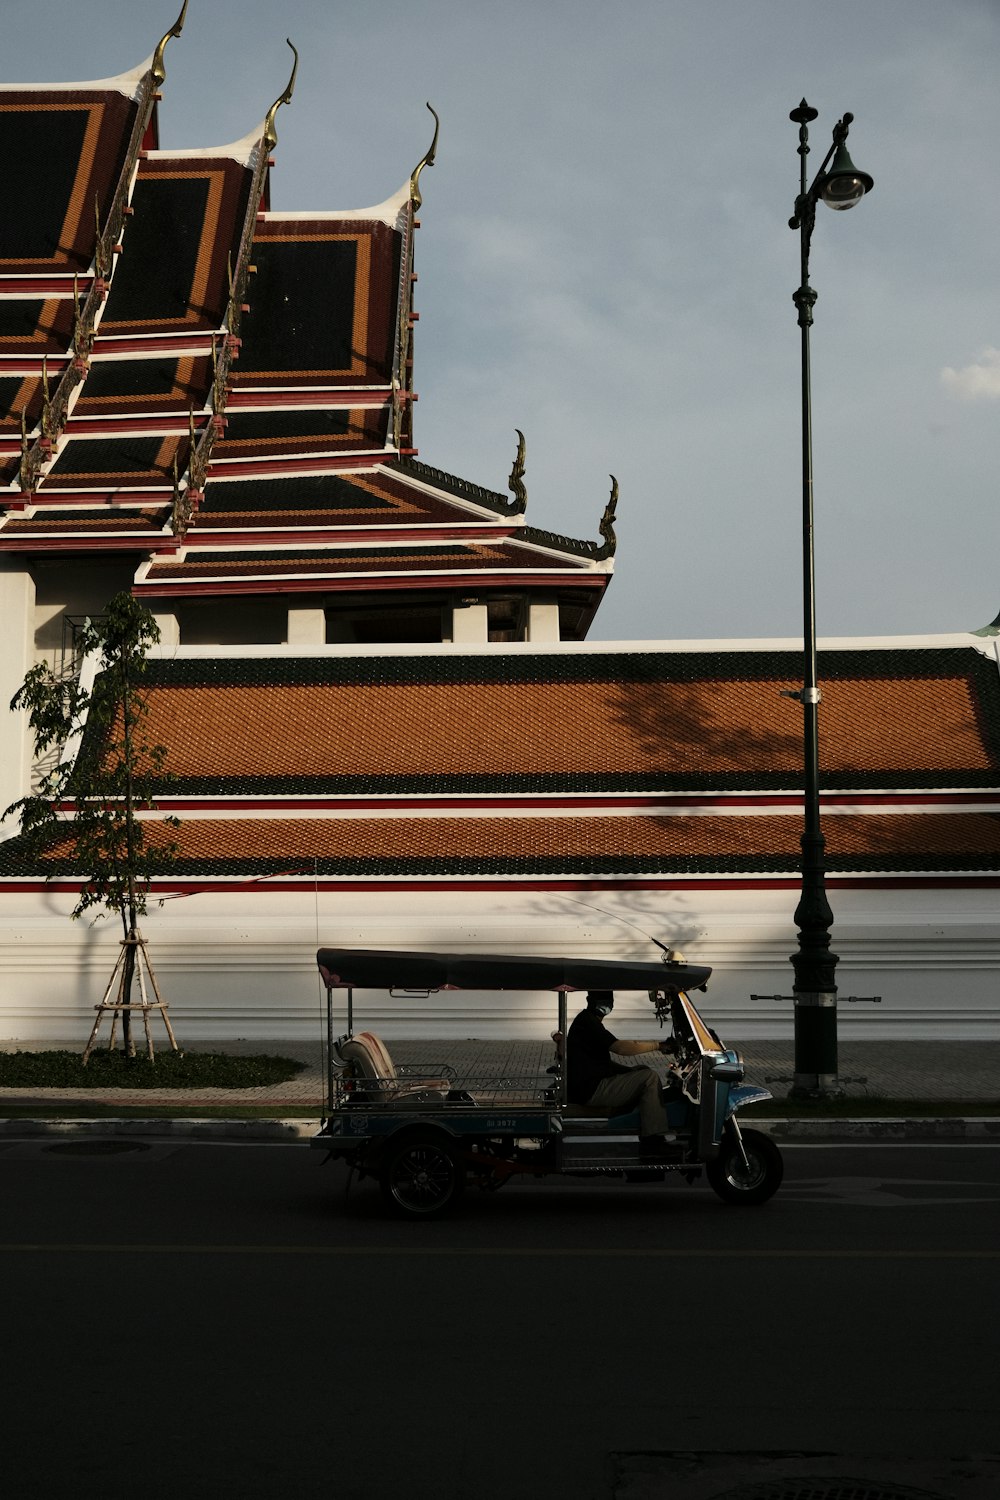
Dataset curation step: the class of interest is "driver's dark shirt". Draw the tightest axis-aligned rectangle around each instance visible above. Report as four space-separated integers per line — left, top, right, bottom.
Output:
566 1008 632 1104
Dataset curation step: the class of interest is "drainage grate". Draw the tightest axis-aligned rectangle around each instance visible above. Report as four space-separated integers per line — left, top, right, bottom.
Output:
43 1140 151 1156
715 1483 947 1500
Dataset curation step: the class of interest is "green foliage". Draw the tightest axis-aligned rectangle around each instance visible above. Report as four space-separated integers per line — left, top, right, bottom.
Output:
5 593 178 926
0 1050 304 1090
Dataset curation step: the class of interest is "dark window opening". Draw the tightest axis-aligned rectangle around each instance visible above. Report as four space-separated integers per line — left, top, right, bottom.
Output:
488 595 527 643
326 601 445 645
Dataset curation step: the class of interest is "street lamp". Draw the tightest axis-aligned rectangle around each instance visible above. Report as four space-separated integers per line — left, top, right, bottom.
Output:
786 101 873 1098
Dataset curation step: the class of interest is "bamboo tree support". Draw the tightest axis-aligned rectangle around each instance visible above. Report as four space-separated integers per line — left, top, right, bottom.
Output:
82 931 179 1064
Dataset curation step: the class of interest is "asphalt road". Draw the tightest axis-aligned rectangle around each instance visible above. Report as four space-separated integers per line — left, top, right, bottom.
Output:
2 1140 998 1500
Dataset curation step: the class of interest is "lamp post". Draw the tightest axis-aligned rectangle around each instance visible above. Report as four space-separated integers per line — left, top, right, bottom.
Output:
787 101 873 1098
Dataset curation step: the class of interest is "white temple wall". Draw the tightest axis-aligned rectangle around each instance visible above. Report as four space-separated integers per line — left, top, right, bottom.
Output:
151 611 180 648
450 602 489 643
32 559 138 672
0 883 998 1042
527 599 561 642
0 564 36 819
286 607 327 646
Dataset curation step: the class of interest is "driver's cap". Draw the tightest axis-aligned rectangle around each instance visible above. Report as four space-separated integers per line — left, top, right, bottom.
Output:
587 989 614 1014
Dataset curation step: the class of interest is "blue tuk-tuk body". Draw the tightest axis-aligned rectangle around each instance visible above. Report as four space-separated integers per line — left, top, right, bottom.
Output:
312 947 783 1216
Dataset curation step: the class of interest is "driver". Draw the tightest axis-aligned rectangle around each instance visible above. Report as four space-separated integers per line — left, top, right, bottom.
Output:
566 990 676 1160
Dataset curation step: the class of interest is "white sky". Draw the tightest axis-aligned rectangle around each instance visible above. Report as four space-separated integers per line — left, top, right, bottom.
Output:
6 0 999 642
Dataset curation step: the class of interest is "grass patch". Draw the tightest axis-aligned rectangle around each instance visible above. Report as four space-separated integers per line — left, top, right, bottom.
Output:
0 1050 305 1091
742 1096 999 1118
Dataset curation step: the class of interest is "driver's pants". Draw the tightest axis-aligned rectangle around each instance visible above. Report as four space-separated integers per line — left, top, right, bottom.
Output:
585 1068 669 1137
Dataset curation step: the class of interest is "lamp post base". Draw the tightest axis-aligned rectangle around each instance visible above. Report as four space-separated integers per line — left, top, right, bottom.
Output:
790 1072 844 1100
790 991 845 1099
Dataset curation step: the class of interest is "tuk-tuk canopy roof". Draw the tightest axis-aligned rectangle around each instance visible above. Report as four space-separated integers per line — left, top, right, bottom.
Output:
316 948 711 994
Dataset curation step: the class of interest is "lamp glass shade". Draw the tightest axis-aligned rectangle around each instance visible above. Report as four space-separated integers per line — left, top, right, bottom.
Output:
822 174 867 209
819 141 873 211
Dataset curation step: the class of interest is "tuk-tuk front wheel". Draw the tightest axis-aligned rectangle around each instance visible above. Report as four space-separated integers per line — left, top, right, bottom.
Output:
379 1132 466 1219
706 1126 783 1206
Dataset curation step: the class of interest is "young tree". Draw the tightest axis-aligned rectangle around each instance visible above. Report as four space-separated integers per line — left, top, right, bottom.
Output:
5 593 179 1058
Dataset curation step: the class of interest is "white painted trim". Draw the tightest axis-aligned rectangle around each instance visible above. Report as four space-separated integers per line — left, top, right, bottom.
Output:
2 56 151 98
151 130 262 168
142 632 995 662
261 182 411 232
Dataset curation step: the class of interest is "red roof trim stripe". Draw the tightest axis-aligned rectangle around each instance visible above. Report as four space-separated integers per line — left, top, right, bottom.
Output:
180 526 524 548
225 389 392 409
132 572 609 598
0 535 175 553
123 791 1000 813
205 453 401 478
4 874 1000 896
0 277 95 296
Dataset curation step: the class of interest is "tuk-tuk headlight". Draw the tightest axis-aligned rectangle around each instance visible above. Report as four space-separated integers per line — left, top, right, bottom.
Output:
710 1060 744 1082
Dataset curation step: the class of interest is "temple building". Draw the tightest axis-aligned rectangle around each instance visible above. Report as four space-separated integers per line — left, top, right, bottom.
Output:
0 19 615 818
1 11 999 1040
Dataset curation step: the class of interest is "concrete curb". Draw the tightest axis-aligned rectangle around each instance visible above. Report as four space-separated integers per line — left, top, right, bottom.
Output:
1 1116 998 1142
757 1116 1000 1141
0 1116 322 1140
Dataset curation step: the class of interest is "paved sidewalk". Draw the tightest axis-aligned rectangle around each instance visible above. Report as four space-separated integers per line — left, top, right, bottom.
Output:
1 1037 998 1117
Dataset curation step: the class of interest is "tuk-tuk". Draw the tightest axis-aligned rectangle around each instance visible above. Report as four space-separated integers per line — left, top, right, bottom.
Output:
312 947 783 1217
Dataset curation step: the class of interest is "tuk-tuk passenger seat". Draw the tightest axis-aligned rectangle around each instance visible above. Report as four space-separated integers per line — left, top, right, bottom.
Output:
337 1031 455 1104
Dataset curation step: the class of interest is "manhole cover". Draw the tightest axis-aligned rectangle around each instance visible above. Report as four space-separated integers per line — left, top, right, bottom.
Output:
716 1484 947 1500
43 1140 151 1156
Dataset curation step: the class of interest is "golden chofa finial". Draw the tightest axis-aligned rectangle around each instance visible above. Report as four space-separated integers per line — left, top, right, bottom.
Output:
410 103 440 211
263 39 299 153
151 0 189 87
507 428 527 510
596 475 618 558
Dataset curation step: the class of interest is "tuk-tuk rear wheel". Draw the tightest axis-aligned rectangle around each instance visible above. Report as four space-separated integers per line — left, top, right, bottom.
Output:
706 1126 783 1206
379 1132 466 1219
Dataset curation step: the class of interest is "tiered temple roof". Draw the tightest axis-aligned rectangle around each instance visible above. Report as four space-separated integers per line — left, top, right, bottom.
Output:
4 642 1000 892
4 20 998 910
0 15 614 639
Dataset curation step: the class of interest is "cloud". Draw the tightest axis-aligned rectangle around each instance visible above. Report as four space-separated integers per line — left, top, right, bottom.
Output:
941 347 1000 400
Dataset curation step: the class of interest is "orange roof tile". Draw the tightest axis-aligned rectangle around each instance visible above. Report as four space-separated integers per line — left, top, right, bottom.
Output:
126 650 1000 792
9 811 1000 879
